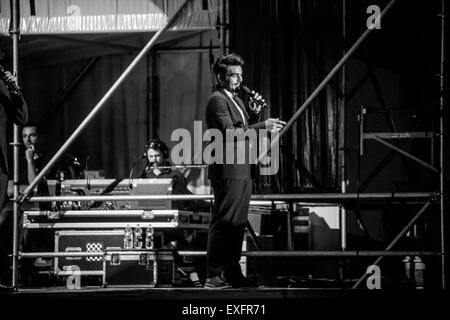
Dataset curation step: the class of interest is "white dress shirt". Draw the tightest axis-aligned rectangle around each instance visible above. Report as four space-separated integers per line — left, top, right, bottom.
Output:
224 89 246 126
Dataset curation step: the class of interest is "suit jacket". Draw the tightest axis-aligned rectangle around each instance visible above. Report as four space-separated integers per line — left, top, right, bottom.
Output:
0 80 28 175
205 88 265 180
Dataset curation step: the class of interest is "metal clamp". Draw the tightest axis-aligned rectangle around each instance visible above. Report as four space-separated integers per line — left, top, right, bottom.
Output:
47 211 62 220
142 211 155 219
110 253 121 266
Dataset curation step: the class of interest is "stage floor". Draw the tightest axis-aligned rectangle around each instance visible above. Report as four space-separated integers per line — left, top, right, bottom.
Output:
2 285 449 319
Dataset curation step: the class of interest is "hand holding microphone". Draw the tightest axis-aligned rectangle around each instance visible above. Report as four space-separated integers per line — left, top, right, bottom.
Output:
0 65 21 95
240 85 267 113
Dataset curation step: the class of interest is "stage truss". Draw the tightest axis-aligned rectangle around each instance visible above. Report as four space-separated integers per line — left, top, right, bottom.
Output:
3 0 446 290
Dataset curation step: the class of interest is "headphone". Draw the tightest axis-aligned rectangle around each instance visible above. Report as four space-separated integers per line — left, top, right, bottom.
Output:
143 139 169 159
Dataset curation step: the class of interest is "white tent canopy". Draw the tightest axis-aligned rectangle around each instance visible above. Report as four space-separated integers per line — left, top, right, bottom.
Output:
0 0 218 35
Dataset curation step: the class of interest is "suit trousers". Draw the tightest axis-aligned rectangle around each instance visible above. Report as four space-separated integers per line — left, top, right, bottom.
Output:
206 178 252 280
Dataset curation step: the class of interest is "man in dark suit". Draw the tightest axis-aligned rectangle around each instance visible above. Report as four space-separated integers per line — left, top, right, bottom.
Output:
0 68 28 283
204 53 285 288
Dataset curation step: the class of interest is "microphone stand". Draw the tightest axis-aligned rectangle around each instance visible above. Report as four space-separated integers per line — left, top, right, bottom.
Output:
128 156 145 189
85 155 90 190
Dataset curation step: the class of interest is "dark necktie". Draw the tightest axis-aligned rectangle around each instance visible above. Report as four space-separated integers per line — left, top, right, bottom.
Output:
232 94 246 125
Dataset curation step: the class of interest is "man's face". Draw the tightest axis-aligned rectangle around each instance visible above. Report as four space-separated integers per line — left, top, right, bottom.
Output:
147 148 165 167
22 126 39 148
220 65 243 93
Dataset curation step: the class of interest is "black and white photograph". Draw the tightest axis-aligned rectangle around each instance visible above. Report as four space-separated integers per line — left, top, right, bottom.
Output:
0 0 449 317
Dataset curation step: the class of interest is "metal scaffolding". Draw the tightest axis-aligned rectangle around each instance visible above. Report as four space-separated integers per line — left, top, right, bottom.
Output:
4 0 446 290
9 0 195 288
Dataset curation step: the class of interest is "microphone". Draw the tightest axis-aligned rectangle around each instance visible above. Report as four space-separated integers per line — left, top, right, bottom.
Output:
240 85 267 108
0 65 21 95
85 155 90 190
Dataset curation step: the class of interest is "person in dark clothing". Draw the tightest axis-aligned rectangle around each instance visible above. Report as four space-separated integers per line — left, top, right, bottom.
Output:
19 123 84 278
204 53 285 288
21 123 50 201
140 139 208 287
0 70 28 214
140 139 189 198
20 123 54 271
0 68 28 285
22 123 83 184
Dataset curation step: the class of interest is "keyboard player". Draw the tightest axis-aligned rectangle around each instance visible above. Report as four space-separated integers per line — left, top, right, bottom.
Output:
139 139 209 287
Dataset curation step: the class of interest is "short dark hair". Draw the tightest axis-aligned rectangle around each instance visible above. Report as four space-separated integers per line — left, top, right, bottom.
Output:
23 121 40 134
213 53 244 78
